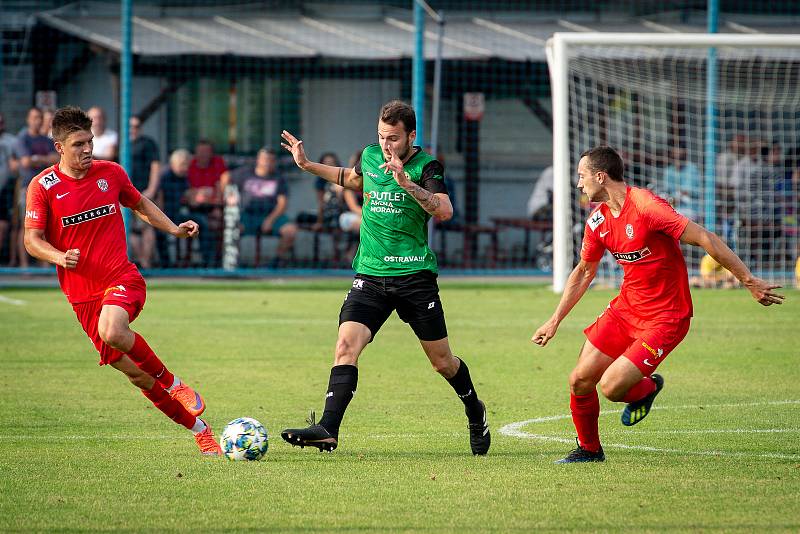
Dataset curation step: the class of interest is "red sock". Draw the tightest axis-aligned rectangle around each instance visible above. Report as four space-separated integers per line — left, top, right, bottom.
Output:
622 377 656 403
141 383 195 430
570 391 601 452
127 333 175 389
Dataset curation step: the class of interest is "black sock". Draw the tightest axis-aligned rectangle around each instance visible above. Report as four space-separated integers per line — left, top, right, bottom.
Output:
446 357 483 422
318 364 358 439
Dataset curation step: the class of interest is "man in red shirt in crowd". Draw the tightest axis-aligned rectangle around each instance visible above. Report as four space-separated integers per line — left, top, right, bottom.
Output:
186 139 226 267
532 146 784 463
24 106 222 456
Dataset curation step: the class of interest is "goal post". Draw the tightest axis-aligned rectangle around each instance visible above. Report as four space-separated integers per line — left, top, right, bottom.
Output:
547 32 800 292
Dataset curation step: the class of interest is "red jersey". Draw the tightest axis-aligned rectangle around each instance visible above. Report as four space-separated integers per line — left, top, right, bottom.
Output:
580 186 692 320
188 156 226 189
25 160 142 304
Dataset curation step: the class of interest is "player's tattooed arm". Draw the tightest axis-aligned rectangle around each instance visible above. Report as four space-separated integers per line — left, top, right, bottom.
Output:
400 180 447 217
281 130 363 191
380 147 453 220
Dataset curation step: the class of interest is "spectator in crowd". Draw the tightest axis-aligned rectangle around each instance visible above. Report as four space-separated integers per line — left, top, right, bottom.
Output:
738 140 784 266
340 151 364 262
715 134 748 243
40 108 54 138
17 106 58 267
312 152 347 231
156 149 191 268
661 144 702 222
127 115 161 269
730 137 762 189
88 106 118 161
778 147 799 263
221 147 297 266
186 139 226 267
526 165 553 222
0 113 20 263
689 254 739 289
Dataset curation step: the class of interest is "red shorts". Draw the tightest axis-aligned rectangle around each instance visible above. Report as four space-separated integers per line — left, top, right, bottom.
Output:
71 275 147 366
584 306 691 375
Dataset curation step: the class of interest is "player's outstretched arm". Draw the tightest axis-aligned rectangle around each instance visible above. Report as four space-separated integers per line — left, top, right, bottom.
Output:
281 130 363 191
132 196 199 239
23 228 80 269
680 221 785 306
532 259 599 347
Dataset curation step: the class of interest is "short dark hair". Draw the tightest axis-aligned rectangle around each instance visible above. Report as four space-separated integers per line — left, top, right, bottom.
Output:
52 106 92 142
379 100 416 133
580 146 624 182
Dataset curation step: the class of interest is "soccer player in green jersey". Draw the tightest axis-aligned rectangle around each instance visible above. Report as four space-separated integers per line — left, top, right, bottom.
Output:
279 100 490 455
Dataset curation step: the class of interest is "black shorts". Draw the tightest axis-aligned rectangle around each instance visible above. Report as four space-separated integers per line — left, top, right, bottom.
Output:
339 271 447 342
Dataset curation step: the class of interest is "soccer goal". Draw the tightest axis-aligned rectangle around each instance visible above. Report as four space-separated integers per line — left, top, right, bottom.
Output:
547 32 800 292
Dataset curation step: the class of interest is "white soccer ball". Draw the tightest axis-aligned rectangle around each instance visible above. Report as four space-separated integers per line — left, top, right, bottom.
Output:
219 417 269 461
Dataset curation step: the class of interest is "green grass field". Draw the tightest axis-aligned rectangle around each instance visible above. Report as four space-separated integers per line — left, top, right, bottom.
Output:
1 281 798 532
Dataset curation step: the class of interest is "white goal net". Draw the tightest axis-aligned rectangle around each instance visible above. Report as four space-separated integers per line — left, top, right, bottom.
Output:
547 33 800 292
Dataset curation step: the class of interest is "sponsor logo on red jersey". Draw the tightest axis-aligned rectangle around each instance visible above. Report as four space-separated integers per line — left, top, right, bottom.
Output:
61 204 116 227
39 172 61 190
611 246 652 263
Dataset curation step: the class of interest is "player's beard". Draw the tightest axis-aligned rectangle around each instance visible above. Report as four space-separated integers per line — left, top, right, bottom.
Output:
384 137 413 162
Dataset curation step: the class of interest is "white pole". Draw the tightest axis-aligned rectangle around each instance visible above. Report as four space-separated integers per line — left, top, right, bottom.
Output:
547 35 571 293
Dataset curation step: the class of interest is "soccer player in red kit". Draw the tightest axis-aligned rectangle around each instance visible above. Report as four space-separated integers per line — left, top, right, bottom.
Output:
532 146 784 463
24 106 222 456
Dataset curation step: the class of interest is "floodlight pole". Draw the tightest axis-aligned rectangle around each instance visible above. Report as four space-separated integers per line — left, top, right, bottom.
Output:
412 1 425 147
430 10 444 157
120 0 133 244
704 0 719 233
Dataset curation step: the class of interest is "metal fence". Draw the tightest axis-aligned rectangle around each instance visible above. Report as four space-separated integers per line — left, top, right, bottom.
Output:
0 0 797 280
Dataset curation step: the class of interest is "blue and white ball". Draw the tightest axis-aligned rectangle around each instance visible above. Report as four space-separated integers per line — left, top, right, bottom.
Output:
220 417 269 461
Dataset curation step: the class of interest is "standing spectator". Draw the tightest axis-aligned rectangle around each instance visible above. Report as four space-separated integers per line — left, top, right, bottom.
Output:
186 139 226 267
738 141 783 267
156 149 191 268
716 134 748 243
779 147 799 267
17 107 59 267
0 113 20 263
221 147 297 266
127 115 161 269
526 165 553 222
661 144 702 222
88 106 118 161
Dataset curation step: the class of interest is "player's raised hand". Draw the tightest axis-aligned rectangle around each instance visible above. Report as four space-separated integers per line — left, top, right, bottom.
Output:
379 146 408 186
745 277 785 306
281 130 309 170
531 318 559 347
175 220 199 239
61 248 80 270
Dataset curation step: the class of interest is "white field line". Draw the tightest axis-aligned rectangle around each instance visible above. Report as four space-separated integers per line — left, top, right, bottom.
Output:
500 400 800 460
0 295 26 305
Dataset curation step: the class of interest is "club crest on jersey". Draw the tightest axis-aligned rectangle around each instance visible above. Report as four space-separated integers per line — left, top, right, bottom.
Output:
587 210 605 231
38 172 61 190
97 179 109 192
626 224 634 239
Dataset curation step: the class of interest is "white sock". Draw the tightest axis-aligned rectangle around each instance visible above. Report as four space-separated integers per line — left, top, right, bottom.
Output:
165 376 181 392
191 418 207 434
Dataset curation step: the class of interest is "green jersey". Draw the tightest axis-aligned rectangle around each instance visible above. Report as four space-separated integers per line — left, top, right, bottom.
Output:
352 144 446 276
